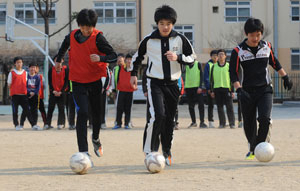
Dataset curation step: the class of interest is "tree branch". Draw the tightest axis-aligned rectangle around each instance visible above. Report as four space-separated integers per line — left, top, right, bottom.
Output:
49 12 78 38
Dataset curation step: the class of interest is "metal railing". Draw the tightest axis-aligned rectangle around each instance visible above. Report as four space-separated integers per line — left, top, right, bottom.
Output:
271 73 300 101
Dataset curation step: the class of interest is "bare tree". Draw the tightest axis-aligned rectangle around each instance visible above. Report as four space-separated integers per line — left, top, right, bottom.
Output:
208 23 272 49
32 0 77 38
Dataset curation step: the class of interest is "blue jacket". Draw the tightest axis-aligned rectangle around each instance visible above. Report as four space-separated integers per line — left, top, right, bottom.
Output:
204 59 213 90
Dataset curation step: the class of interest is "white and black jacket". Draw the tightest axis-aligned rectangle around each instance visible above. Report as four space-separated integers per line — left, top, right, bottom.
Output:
130 29 196 81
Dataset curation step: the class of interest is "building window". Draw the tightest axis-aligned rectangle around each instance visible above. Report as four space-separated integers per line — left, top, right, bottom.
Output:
0 4 6 25
14 3 56 24
153 25 194 46
213 6 219 13
225 1 250 22
291 49 300 70
94 2 136 24
291 1 299 21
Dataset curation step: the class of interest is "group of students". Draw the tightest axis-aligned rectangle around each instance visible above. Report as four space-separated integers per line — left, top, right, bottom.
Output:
8 6 293 167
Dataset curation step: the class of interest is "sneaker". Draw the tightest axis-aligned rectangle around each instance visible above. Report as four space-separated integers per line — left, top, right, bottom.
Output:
128 122 134 128
100 123 107 129
69 125 76 130
174 125 179 130
124 125 132 129
238 121 243 128
163 151 173 166
57 125 64 130
44 125 53 130
32 125 42 131
218 125 225 128
112 125 121 129
84 152 94 168
199 122 208 128
92 138 103 157
245 151 255 160
15 125 23 131
187 122 197 128
208 121 215 128
230 125 236 129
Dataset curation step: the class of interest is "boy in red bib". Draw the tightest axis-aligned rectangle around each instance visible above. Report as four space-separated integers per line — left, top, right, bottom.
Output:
55 9 117 160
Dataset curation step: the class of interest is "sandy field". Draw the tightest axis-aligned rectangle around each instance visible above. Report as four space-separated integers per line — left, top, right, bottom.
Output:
0 103 300 191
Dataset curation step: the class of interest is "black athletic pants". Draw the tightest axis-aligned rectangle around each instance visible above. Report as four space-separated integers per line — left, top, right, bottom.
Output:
46 93 66 126
38 97 47 125
72 80 102 152
100 90 107 125
66 92 76 126
186 88 205 124
143 78 179 154
11 95 35 127
20 94 38 126
214 88 235 126
207 92 214 122
116 91 133 126
241 85 273 152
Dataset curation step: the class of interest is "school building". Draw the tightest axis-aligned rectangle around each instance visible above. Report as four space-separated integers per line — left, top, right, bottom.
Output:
0 0 299 103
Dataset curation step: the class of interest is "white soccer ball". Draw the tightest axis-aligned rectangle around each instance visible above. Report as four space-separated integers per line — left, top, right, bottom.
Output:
144 152 166 173
69 152 92 174
254 142 275 162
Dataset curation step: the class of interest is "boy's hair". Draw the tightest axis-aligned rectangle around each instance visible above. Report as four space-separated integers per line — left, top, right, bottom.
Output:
53 55 64 62
125 53 132 59
117 53 125 58
210 50 218 56
29 63 38 67
217 49 226 56
154 5 177 24
244 18 264 35
76 9 98 27
13 56 23 64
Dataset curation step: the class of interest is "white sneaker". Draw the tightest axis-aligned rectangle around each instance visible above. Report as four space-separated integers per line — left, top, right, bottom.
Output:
57 125 64 130
100 123 107 129
32 125 42 131
15 125 23 131
209 121 215 128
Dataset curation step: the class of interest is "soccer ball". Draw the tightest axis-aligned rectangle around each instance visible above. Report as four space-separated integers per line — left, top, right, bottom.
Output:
69 152 92 174
144 152 166 173
254 142 275 162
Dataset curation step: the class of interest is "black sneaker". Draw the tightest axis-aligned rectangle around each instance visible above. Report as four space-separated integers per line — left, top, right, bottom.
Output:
187 122 197 128
199 122 208 128
92 138 103 157
163 151 173 166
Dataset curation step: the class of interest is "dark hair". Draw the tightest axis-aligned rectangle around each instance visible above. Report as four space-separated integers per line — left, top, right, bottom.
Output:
210 50 218 56
154 5 177 24
117 53 125 58
125 53 132 59
76 9 98 27
29 63 38 67
217 49 226 56
13 56 23 64
244 18 264 35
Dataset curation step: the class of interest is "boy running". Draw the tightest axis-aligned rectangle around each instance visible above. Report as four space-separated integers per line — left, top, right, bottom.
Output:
55 9 117 160
130 5 196 165
229 18 293 159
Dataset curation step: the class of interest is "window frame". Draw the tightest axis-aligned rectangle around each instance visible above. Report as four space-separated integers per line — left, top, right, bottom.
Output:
291 48 300 70
224 1 251 22
0 3 6 25
291 0 300 22
94 1 136 24
14 2 56 25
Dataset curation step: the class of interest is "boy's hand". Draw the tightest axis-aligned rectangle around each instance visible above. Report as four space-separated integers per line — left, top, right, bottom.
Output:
165 51 178 61
211 92 215 98
197 88 202 94
90 54 100 62
29 92 35 98
130 76 138 90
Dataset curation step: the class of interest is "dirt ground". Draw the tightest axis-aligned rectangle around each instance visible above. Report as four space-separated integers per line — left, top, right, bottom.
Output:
0 104 300 191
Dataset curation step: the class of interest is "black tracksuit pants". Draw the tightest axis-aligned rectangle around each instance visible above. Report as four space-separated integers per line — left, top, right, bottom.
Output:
11 95 35 127
38 97 47 125
207 93 214 122
214 88 235 126
186 88 205 124
116 91 133 126
241 85 273 152
72 80 103 152
100 90 107 125
46 93 66 126
20 94 38 126
66 92 76 126
143 78 179 154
